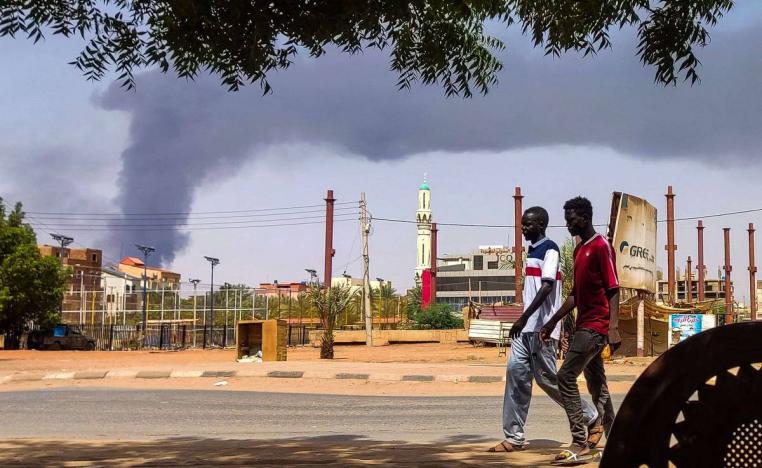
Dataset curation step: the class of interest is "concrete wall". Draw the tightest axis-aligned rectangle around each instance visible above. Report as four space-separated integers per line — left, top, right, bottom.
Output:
309 328 469 346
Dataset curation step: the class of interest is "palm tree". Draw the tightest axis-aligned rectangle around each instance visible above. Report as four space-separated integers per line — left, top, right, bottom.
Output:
560 237 576 301
307 285 353 359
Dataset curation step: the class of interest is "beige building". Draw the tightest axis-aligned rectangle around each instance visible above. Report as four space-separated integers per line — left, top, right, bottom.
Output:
117 256 181 290
38 245 102 293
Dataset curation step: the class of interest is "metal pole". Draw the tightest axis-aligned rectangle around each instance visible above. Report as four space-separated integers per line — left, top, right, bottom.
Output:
686 256 693 305
697 220 706 302
513 187 524 305
665 186 677 305
324 189 336 293
749 223 757 321
430 223 438 305
724 227 733 324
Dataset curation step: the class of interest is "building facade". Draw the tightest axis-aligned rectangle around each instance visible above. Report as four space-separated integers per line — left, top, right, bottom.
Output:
656 276 731 304
100 266 142 316
414 177 432 283
436 245 518 309
118 257 181 290
38 244 103 294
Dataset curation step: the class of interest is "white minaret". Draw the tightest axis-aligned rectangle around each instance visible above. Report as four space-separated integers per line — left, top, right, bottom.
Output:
415 175 432 283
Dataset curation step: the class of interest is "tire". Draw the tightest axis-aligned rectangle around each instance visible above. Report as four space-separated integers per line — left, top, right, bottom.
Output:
85 341 96 351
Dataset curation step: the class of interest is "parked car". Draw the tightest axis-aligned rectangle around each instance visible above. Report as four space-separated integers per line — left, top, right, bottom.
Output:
31 324 97 351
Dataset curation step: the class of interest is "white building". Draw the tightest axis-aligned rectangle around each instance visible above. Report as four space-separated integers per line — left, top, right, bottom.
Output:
414 176 432 283
331 276 388 296
100 266 142 315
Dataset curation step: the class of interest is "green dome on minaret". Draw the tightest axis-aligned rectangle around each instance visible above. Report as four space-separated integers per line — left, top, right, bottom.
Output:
419 174 430 190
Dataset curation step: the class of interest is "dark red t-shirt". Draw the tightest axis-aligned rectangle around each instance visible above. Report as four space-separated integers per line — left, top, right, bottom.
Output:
573 233 619 335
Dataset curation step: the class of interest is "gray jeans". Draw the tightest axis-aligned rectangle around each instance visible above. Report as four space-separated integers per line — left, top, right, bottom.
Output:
557 328 613 446
503 332 598 446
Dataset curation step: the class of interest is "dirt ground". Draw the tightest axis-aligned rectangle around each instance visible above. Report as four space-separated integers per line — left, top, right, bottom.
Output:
0 342 654 373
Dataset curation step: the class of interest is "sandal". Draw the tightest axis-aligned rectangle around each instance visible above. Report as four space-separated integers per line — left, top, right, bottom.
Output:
587 422 605 449
554 443 590 461
488 440 526 452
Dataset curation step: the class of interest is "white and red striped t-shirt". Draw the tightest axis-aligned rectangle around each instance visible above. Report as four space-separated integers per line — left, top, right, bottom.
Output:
522 237 562 340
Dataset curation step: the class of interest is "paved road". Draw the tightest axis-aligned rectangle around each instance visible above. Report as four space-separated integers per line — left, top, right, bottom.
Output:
1 388 621 443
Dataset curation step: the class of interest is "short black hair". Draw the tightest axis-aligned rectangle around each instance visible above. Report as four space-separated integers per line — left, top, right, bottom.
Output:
524 206 549 228
563 196 593 220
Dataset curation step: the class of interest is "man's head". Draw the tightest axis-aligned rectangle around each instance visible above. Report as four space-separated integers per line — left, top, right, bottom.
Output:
522 206 549 243
563 197 593 237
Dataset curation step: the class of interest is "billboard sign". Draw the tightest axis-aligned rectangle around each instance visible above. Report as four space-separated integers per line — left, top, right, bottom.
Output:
668 313 717 347
609 192 658 293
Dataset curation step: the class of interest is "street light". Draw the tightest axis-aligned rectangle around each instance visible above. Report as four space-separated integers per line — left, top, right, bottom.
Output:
135 244 155 341
189 279 201 346
205 256 220 347
305 269 318 287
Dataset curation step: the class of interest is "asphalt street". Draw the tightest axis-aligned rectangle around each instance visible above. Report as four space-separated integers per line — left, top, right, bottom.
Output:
1 388 622 444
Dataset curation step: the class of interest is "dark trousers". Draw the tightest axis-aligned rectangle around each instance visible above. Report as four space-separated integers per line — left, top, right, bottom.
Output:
557 328 612 446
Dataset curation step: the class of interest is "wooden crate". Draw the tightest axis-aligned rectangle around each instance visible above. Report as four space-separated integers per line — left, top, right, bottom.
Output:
236 319 288 361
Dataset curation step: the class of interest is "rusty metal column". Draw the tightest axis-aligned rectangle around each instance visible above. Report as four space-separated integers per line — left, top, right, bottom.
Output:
697 220 706 302
513 187 524 305
324 190 335 289
430 223 438 305
723 228 733 324
686 256 693 304
749 223 757 321
665 186 677 305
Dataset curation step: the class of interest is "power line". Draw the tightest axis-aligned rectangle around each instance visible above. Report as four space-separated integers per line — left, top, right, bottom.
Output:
27 217 356 232
372 205 762 229
25 201 359 217
29 212 360 228
29 206 358 221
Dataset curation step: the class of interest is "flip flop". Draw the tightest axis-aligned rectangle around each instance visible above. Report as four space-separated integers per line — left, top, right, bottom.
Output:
487 440 526 452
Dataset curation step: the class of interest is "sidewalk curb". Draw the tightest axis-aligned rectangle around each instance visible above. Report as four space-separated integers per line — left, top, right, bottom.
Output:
0 369 637 385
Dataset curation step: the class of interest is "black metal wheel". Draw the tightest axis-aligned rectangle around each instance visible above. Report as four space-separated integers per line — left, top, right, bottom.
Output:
601 321 762 468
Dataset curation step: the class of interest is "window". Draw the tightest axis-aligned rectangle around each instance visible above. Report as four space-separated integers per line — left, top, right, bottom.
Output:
487 261 498 269
473 255 483 270
91 253 98 262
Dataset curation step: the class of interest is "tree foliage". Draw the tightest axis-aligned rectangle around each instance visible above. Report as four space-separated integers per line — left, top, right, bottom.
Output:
0 199 67 340
0 1 733 94
307 284 353 359
411 303 464 329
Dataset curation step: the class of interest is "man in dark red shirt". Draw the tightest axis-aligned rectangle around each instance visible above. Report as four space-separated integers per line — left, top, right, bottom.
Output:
540 196 621 462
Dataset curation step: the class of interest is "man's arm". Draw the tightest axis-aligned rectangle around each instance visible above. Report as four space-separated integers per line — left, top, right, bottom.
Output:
539 294 575 341
607 287 621 346
509 279 553 338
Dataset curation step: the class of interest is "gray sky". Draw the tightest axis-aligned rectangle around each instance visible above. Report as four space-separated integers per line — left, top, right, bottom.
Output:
1 7 761 300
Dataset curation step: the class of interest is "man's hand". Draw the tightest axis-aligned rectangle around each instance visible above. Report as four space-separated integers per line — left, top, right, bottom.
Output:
559 331 570 353
539 320 556 342
509 316 528 340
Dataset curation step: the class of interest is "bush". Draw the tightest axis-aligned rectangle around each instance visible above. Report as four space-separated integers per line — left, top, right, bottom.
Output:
411 303 464 330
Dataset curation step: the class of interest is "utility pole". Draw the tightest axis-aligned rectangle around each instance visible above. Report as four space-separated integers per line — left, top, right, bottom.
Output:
204 256 220 346
324 189 336 292
360 192 373 346
513 187 524 305
190 279 200 346
51 233 73 314
749 223 757 321
135 244 155 344
723 228 733 324
697 220 706 302
665 186 677 305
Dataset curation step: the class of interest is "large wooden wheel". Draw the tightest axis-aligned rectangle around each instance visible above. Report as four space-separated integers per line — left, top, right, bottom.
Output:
601 321 762 468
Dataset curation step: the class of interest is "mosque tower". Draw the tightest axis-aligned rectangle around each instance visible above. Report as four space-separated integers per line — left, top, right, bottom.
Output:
415 175 432 283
